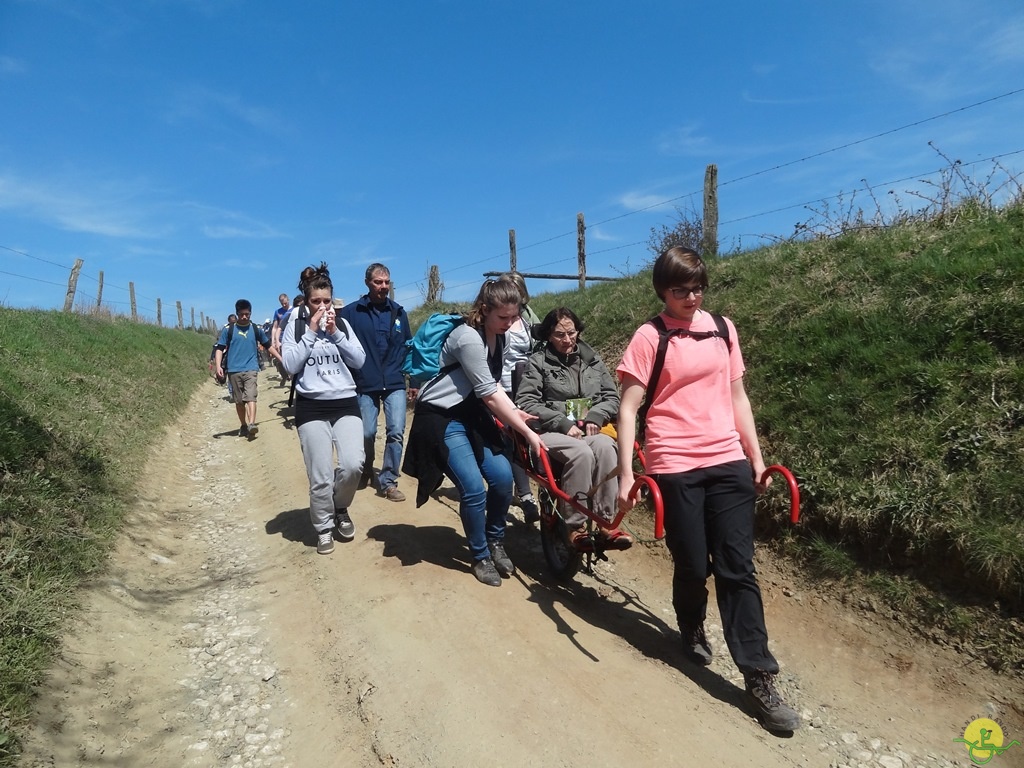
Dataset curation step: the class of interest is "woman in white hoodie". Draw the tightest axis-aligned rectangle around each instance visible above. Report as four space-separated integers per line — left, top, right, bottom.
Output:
282 262 367 555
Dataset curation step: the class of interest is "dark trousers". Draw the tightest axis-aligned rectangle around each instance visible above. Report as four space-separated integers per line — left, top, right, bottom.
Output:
653 460 779 675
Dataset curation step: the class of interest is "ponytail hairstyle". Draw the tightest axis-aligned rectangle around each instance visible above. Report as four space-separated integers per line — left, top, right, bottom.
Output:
500 271 530 308
299 262 333 301
464 277 523 329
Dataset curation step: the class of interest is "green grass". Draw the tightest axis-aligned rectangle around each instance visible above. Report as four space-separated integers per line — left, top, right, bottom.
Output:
2 197 1023 760
0 309 213 763
413 199 1024 625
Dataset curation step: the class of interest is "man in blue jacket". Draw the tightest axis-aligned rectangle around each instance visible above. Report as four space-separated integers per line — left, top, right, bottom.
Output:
340 264 413 501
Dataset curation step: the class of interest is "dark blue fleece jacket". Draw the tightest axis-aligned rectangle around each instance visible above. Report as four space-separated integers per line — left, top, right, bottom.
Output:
339 295 412 393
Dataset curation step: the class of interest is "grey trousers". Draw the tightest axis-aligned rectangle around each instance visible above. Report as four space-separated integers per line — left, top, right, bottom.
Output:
540 431 618 528
297 415 365 533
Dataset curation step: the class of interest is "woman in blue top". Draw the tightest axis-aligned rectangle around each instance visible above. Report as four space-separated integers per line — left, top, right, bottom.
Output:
281 263 367 556
404 278 545 587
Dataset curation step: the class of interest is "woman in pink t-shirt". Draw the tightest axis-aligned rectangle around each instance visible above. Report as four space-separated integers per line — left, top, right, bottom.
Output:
615 246 800 734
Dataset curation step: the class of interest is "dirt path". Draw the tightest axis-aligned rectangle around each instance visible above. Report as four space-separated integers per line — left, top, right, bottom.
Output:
18 371 1024 767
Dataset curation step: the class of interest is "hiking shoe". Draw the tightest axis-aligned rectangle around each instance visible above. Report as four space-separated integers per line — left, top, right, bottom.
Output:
335 509 355 541
567 527 593 552
519 494 540 524
316 530 335 555
247 423 259 440
487 540 515 577
357 471 373 490
472 557 502 587
744 670 801 732
238 424 249 438
597 526 633 550
680 623 713 666
381 485 406 502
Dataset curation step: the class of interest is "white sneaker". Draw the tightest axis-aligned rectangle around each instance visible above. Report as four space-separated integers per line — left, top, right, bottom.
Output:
335 509 355 541
316 530 335 555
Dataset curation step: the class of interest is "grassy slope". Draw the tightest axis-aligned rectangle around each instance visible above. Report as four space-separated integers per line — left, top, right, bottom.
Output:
0 309 213 760
1 205 1021 758
413 202 1024 664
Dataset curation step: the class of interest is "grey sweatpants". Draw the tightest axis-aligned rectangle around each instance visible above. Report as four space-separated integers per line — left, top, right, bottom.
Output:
297 415 364 533
540 431 618 528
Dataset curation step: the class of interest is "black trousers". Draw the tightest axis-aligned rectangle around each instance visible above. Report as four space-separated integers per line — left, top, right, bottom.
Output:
653 460 779 675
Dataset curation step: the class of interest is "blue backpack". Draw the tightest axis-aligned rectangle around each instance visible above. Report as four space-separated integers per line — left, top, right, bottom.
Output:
401 313 465 386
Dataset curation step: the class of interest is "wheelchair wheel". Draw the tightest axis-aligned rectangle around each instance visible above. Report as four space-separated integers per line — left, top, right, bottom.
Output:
538 488 582 581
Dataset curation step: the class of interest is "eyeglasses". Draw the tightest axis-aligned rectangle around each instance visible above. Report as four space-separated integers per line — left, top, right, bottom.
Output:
668 286 705 299
552 330 578 341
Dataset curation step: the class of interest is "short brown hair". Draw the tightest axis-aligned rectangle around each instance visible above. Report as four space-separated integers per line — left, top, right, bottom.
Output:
652 246 707 302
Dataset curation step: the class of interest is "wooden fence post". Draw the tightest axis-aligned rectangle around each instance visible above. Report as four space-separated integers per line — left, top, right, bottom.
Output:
426 265 442 304
129 282 137 321
577 213 586 290
509 229 517 273
63 258 83 312
96 270 104 309
190 307 195 330
157 298 162 327
176 301 184 330
703 163 719 256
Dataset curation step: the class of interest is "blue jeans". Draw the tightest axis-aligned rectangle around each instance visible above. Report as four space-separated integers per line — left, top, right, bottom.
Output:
358 389 407 489
443 419 513 562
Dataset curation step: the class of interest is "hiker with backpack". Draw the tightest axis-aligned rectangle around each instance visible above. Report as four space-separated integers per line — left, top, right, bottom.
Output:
515 306 632 551
280 263 367 556
402 277 545 587
214 301 272 439
613 246 801 733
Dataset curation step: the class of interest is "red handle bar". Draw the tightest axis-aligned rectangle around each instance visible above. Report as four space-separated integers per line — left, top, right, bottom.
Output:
760 464 800 524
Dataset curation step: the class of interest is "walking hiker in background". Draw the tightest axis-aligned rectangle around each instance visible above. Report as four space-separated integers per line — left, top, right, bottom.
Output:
614 246 801 733
281 263 367 556
210 313 237 390
270 292 294 387
340 263 413 502
215 301 271 439
402 277 545 587
499 272 541 524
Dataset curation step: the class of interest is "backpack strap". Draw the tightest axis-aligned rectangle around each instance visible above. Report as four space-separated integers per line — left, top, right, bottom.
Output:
636 313 731 443
288 307 310 408
221 322 236 372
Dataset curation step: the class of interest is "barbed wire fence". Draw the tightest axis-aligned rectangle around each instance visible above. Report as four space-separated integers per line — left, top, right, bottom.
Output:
4 88 1023 315
0 244 217 332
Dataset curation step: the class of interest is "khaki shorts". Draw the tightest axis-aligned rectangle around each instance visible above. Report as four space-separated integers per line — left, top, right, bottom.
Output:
228 371 259 403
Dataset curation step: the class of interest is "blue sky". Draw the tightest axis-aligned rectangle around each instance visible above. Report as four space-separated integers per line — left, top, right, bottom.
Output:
2 0 1023 326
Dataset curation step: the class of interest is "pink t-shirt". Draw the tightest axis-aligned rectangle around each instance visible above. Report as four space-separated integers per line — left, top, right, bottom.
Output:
617 310 747 474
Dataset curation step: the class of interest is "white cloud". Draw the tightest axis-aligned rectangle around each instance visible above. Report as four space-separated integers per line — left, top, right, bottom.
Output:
740 90 808 106
180 203 286 240
0 56 26 74
587 225 616 242
165 85 287 135
0 173 164 238
656 123 713 156
618 189 690 213
987 16 1024 64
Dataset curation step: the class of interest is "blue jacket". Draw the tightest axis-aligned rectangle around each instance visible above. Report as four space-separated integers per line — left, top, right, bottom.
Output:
340 295 412 392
